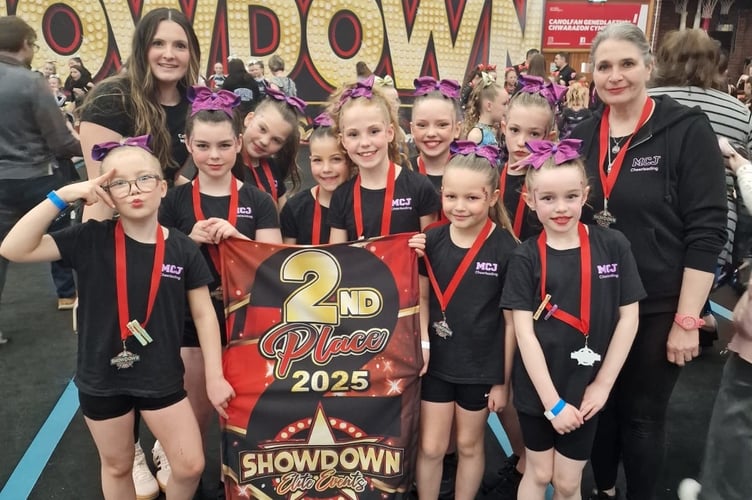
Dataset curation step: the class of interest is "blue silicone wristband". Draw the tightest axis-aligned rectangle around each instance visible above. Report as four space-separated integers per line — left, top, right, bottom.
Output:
549 399 566 417
47 191 68 211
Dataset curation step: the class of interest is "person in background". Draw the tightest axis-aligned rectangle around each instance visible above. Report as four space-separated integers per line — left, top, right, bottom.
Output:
0 15 82 345
207 62 225 89
268 54 297 97
554 52 576 87
247 59 269 99
39 60 56 78
504 67 518 96
222 58 263 117
558 84 592 139
516 48 540 76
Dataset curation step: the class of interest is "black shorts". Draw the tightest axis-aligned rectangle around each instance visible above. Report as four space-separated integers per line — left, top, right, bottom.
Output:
78 390 186 421
517 410 599 461
421 373 491 411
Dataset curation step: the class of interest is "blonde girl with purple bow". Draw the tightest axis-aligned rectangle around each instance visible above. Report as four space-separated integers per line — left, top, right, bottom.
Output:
416 141 518 500
500 139 644 500
0 137 234 500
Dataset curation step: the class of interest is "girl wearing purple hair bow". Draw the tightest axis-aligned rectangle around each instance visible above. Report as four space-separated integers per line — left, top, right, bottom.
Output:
0 139 235 500
159 87 281 471
236 88 305 212
280 113 354 244
327 77 440 242
416 143 518 500
409 77 462 192
500 140 644 500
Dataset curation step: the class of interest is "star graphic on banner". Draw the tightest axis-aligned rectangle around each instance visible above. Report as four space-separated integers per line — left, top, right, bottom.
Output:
386 378 402 395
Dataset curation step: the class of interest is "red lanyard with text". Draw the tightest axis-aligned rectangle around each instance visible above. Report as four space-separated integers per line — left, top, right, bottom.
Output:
597 98 654 202
115 221 164 343
311 186 323 245
192 176 238 271
424 218 493 319
536 223 591 336
499 163 527 238
353 161 396 238
243 150 278 202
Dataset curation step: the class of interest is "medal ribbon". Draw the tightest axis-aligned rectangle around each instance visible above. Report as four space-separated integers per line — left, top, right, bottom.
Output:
192 175 238 272
115 221 165 342
243 149 278 202
536 223 591 336
499 163 527 238
312 185 323 245
353 161 396 238
417 157 426 175
424 218 493 317
597 97 654 201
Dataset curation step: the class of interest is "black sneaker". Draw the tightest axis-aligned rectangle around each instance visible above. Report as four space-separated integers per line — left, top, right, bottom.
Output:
587 489 620 500
482 454 522 499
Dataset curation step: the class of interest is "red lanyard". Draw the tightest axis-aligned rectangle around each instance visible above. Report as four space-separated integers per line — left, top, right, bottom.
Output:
243 149 278 202
536 223 591 336
353 162 396 238
192 176 238 271
312 186 323 245
115 221 165 341
417 157 426 175
597 98 654 201
499 163 527 238
424 218 493 315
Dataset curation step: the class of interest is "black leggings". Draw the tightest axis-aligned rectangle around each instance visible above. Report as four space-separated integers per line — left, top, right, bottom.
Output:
590 312 681 500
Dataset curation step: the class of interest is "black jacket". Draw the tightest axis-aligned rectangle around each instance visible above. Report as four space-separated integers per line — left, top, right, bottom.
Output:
570 95 727 313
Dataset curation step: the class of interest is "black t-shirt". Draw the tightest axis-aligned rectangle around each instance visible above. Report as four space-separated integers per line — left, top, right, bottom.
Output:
418 223 518 384
80 80 189 181
501 170 541 242
222 74 263 116
500 225 646 415
159 182 279 288
558 65 576 87
328 167 441 239
409 156 443 192
235 157 288 202
51 220 212 397
280 188 331 244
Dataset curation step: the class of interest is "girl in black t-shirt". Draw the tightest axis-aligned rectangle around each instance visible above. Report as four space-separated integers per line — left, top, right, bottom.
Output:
327 75 440 242
280 112 353 244
409 76 462 192
159 87 281 444
501 140 643 499
235 89 305 212
416 142 518 500
0 139 235 499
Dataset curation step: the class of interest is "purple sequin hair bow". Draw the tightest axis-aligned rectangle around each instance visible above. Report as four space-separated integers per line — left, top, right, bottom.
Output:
312 112 334 128
187 86 240 117
413 76 460 99
518 75 567 107
265 87 307 114
339 74 375 105
521 139 582 169
91 135 152 162
449 140 500 167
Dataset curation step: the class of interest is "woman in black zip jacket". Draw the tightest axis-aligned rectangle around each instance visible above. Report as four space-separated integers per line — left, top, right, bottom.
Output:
569 23 727 500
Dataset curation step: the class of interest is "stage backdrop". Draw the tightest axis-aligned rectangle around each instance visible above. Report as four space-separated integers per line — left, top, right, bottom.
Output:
219 235 421 499
3 0 544 103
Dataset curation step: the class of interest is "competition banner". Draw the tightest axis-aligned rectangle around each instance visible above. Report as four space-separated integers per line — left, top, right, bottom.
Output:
219 235 422 499
543 2 649 49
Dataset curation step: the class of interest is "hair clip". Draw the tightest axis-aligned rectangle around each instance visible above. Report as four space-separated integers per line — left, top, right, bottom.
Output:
521 139 582 169
374 74 394 87
339 74 375 106
312 112 334 128
91 135 152 162
187 86 240 117
450 140 500 167
265 88 307 114
518 75 567 107
413 76 460 99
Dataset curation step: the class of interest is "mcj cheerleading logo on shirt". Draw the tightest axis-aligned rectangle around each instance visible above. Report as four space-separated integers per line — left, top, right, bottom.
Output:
597 263 619 279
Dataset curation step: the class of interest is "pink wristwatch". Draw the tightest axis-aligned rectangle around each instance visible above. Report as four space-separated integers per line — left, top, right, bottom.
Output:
674 313 706 330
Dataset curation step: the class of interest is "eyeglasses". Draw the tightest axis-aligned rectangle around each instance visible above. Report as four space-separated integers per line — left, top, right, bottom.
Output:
104 174 162 198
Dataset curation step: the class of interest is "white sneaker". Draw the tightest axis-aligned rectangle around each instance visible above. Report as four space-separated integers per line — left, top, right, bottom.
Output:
152 439 171 491
132 441 159 500
677 478 701 500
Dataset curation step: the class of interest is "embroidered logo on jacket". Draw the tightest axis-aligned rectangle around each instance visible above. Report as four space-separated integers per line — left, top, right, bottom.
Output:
630 156 661 172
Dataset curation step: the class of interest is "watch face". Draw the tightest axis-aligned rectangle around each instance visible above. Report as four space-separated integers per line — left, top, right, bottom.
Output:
681 317 694 329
